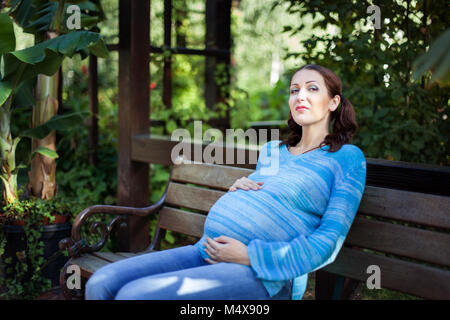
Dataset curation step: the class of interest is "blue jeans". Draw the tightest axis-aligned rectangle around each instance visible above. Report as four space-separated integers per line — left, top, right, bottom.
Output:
85 245 292 300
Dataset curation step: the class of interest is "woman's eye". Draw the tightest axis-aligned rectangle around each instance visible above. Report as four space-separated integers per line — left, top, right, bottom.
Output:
290 86 317 94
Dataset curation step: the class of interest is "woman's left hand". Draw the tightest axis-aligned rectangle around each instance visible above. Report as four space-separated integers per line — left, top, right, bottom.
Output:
203 236 250 266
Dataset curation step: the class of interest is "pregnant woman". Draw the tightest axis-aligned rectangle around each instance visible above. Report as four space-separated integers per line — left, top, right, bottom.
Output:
85 64 367 300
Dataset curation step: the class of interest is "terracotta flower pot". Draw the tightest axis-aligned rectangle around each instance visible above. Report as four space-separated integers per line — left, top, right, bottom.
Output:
11 214 69 226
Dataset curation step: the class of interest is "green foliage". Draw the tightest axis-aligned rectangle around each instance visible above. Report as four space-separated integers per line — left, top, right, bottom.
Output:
54 71 117 208
6 0 105 35
1 196 78 222
361 285 421 300
149 53 217 135
0 195 79 299
413 27 450 85
0 6 109 204
55 130 117 208
276 0 449 166
230 71 292 129
0 30 108 107
0 0 110 298
2 0 446 300
149 164 170 205
0 13 15 54
229 1 318 129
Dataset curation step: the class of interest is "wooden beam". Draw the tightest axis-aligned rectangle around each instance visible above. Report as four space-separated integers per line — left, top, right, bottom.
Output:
107 43 231 58
205 0 232 133
117 0 151 252
163 0 172 112
106 43 119 51
150 46 230 57
132 135 260 169
366 158 450 196
131 135 450 196
88 54 98 166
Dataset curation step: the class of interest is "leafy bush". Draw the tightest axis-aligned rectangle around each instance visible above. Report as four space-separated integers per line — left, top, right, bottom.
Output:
276 0 449 166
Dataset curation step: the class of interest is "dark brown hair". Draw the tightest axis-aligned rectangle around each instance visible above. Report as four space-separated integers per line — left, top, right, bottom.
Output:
279 64 358 153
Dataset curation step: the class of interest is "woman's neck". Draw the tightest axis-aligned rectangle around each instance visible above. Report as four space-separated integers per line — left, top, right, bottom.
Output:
294 127 329 153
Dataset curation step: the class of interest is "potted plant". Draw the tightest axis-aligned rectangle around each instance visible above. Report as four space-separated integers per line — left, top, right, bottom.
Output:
0 195 82 298
0 0 107 299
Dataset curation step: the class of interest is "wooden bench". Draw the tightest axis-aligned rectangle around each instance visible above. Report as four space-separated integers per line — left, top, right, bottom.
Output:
58 160 450 300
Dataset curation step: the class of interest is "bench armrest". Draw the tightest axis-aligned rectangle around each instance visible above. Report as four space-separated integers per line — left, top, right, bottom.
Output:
59 193 166 257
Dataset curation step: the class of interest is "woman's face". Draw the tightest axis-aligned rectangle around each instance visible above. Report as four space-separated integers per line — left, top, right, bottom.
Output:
289 69 340 127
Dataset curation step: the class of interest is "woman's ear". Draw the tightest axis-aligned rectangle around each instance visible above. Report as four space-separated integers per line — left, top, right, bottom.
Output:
329 95 341 111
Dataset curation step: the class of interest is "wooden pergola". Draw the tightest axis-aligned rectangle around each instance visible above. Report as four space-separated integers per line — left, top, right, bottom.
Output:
82 0 450 299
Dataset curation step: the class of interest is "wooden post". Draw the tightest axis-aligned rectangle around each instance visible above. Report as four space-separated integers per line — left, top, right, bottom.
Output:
117 0 151 252
88 54 98 166
205 0 231 133
163 0 173 115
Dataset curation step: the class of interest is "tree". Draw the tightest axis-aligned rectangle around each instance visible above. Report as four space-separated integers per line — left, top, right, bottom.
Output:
0 0 108 205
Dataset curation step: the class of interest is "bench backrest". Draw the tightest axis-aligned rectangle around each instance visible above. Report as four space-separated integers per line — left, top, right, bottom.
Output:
150 162 252 244
151 161 450 299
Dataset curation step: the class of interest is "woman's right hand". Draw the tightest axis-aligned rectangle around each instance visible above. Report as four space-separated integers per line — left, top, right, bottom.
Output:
228 177 264 192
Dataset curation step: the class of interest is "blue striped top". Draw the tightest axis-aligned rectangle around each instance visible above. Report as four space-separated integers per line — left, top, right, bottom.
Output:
194 140 367 299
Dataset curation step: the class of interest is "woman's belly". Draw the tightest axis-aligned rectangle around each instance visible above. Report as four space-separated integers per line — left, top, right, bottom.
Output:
196 186 322 248
194 168 330 258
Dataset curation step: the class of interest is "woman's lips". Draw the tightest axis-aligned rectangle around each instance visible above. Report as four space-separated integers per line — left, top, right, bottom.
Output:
296 106 309 111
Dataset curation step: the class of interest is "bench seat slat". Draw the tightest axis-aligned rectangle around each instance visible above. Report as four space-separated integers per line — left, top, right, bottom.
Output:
347 216 450 267
115 252 139 259
70 250 155 278
323 247 450 300
92 251 129 263
70 254 112 278
115 250 154 258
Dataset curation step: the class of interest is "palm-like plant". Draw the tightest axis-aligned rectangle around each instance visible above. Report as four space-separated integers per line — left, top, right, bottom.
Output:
413 27 450 86
0 0 108 206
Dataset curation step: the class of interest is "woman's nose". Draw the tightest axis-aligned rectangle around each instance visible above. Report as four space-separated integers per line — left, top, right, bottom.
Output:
295 89 307 101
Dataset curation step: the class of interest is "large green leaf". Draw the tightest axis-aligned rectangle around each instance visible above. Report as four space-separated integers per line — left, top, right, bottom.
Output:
31 146 58 160
0 13 16 54
413 28 450 85
7 0 105 35
0 30 108 106
0 82 14 109
20 111 90 139
26 2 57 33
7 0 36 31
11 78 36 108
0 105 11 138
